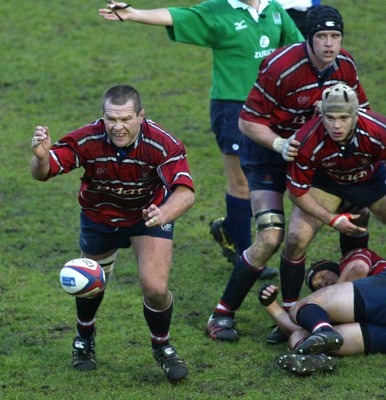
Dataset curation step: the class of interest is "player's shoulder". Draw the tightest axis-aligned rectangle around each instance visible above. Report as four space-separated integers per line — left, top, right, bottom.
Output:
337 47 356 62
192 0 227 11
359 109 386 123
142 118 183 144
296 116 324 142
261 42 305 71
66 119 106 141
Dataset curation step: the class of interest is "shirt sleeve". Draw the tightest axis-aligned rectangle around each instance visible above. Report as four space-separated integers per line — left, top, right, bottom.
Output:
47 136 82 177
153 132 195 192
166 5 216 47
240 57 282 126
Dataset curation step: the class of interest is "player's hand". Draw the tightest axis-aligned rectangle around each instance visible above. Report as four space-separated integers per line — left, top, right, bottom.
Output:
99 1 132 21
282 134 300 162
273 135 300 162
258 284 279 307
143 204 165 227
31 126 51 158
313 100 322 117
328 213 367 236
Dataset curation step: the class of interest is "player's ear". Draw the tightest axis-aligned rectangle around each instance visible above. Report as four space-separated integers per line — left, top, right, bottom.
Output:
138 108 145 121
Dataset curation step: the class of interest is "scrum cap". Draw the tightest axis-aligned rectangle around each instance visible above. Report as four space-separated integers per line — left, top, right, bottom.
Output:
322 83 359 116
306 5 344 38
305 260 340 292
306 5 343 50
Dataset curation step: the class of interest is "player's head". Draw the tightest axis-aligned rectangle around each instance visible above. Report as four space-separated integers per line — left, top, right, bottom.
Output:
102 85 145 148
321 84 359 141
102 84 143 115
305 260 340 292
306 5 344 52
322 84 359 116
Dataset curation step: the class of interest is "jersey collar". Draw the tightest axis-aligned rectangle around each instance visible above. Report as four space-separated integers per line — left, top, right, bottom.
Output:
227 0 271 22
304 43 341 87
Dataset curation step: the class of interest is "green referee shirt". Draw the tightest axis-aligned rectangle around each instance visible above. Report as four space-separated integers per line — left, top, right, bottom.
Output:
166 0 304 101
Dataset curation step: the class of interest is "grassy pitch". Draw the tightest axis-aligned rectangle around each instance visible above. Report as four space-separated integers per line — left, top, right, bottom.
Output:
0 1 384 399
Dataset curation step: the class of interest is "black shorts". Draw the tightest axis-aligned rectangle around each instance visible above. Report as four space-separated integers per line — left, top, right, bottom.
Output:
360 322 386 355
210 100 244 155
353 271 386 354
312 164 386 209
239 136 287 193
353 271 386 325
79 212 174 255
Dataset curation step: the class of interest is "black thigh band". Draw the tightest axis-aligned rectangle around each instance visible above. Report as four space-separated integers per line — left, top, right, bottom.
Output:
353 284 365 321
359 323 370 355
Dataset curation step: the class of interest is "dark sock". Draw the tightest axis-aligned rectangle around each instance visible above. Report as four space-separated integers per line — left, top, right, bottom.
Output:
76 292 104 338
214 254 261 316
279 252 305 311
144 299 173 349
224 194 252 253
339 232 369 255
296 303 333 333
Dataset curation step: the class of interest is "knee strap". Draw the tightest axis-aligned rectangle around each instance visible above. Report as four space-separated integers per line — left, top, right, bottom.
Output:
254 209 285 233
81 252 117 284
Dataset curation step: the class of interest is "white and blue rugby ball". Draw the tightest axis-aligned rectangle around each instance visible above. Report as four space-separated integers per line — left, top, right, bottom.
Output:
59 258 106 298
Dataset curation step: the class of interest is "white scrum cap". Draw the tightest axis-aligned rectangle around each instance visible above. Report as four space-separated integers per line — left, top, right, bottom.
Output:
322 84 359 115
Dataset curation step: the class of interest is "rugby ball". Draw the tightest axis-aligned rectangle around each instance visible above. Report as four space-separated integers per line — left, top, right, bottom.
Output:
59 258 106 298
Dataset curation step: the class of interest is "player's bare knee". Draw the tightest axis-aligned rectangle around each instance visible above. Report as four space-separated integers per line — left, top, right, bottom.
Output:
284 231 309 256
343 262 369 279
143 284 169 302
258 233 283 255
288 300 308 324
143 289 171 310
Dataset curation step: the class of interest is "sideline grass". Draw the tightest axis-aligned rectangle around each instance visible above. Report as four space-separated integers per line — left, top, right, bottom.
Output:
0 1 385 399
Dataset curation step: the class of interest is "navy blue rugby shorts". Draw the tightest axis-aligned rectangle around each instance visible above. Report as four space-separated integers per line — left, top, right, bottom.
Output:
210 100 244 155
354 270 386 354
239 135 287 193
79 211 174 255
360 322 386 354
353 271 386 326
312 164 386 209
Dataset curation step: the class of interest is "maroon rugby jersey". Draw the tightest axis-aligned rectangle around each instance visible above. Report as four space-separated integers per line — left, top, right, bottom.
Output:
286 110 386 196
240 42 369 138
339 248 386 276
43 118 194 227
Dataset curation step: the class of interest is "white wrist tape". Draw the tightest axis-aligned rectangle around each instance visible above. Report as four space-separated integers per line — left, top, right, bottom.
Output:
272 137 286 153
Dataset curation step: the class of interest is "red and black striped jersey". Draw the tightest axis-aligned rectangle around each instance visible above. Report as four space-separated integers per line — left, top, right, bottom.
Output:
339 248 386 276
240 42 369 138
44 118 194 227
286 110 386 196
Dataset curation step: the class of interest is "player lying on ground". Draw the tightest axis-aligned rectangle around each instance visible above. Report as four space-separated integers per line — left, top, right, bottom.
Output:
257 248 386 375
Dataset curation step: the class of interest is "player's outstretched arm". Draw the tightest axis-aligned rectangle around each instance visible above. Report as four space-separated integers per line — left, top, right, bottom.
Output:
30 126 51 180
99 1 173 26
289 192 367 236
258 284 299 337
328 213 367 236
